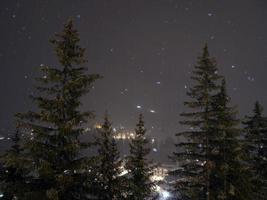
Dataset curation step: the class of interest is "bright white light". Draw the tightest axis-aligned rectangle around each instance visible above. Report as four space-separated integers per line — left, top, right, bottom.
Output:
150 109 156 113
119 169 128 176
64 170 71 174
0 136 5 140
0 193 3 198
161 190 170 199
156 81 161 85
201 161 207 166
155 185 171 200
153 148 157 152
136 105 142 109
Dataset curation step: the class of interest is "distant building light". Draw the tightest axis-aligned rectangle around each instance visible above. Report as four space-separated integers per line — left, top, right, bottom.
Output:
94 124 102 129
113 131 136 140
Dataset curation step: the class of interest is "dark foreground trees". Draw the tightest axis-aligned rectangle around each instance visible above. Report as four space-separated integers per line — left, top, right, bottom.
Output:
172 44 222 200
126 114 154 200
94 114 125 199
1 19 101 199
172 45 254 200
243 102 267 199
209 79 253 200
0 19 157 200
0 18 266 200
0 129 30 199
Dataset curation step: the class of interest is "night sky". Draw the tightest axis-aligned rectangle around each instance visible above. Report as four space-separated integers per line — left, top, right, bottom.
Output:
1 0 267 143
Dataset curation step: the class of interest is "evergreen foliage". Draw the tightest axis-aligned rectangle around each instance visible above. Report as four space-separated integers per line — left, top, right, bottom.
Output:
94 113 125 199
209 79 253 200
126 114 154 200
1 20 266 200
243 101 267 199
13 19 101 199
0 129 29 199
172 44 222 200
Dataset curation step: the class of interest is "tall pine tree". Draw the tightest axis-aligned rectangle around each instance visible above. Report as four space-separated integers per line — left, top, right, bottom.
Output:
172 44 222 200
94 113 125 199
243 101 267 199
126 114 154 200
15 19 101 199
209 79 253 200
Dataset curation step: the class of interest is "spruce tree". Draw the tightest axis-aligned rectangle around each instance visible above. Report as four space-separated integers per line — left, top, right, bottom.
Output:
0 129 29 199
243 101 267 199
209 79 253 200
15 19 101 199
126 114 154 200
94 113 124 199
172 44 222 200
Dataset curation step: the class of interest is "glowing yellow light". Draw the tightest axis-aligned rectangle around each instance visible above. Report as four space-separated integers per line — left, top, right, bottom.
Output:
94 124 102 129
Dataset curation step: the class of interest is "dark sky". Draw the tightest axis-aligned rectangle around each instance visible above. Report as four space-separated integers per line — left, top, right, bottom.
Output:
0 0 267 142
